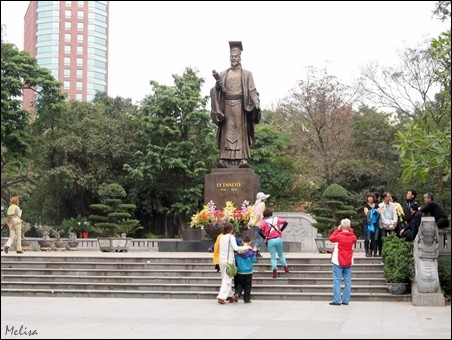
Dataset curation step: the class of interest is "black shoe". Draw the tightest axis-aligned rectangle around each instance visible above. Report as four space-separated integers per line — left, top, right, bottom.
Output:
16 251 23 254
341 302 349 305
4 246 8 254
256 251 263 258
329 302 341 306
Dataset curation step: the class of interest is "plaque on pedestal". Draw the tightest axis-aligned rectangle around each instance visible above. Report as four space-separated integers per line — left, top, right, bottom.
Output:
204 168 261 207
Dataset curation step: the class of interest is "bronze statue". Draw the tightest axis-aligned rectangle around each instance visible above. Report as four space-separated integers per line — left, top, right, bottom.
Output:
210 41 261 168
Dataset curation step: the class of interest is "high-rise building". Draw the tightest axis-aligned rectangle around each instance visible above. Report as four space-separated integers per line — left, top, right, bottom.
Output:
23 1 109 109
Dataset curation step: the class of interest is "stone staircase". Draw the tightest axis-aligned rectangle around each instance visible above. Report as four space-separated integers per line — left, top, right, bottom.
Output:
0 254 411 301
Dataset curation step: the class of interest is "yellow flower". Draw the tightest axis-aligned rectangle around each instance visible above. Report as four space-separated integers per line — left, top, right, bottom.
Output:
189 200 251 233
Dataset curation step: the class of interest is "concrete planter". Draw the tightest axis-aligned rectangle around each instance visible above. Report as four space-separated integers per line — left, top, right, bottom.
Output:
181 228 207 241
97 237 132 252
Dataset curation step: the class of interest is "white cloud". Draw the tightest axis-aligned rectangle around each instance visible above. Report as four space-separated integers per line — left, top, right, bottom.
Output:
1 1 448 109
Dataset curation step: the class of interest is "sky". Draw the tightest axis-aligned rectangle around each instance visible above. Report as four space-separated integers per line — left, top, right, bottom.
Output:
1 1 449 109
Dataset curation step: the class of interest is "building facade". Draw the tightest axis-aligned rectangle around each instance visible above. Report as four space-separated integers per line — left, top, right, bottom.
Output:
23 1 108 109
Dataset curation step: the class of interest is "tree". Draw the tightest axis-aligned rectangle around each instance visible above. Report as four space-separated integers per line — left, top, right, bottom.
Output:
276 67 356 185
336 105 401 194
26 96 141 225
1 37 65 201
310 183 357 237
359 41 438 121
124 68 217 237
250 123 313 211
89 183 141 237
393 4 451 211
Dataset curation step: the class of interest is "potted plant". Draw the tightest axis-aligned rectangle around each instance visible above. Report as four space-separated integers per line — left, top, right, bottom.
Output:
20 222 33 251
36 225 54 251
89 183 141 252
61 215 90 249
381 233 414 294
51 227 67 250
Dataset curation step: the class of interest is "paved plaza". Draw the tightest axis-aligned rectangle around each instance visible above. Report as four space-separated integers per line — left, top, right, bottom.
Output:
1 251 450 339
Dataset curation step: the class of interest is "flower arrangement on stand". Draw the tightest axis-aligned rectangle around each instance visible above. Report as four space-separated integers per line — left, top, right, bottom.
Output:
190 200 252 235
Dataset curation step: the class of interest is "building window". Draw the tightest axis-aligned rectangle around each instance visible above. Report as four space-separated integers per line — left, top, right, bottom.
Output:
93 48 106 58
93 24 106 34
64 81 71 90
37 10 58 19
64 33 71 42
76 82 83 90
77 46 83 54
76 69 83 78
76 93 83 101
94 2 107 11
77 10 84 19
65 9 71 18
65 1 72 6
93 72 106 81
37 34 58 42
77 34 84 43
37 22 59 31
64 45 71 54
65 22 72 30
64 69 71 77
78 1 84 7
77 22 84 31
38 1 53 7
77 57 83 66
94 13 107 23
64 57 71 66
93 36 106 46
93 59 106 69
37 45 58 54
93 83 106 92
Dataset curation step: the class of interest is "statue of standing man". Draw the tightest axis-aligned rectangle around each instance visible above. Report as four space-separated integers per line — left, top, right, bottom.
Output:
210 41 261 168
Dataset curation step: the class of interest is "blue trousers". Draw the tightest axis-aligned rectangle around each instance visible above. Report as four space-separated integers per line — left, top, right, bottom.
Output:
332 264 352 304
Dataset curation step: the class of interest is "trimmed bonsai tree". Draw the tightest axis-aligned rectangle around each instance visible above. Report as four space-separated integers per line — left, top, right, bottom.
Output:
89 183 141 237
311 183 357 236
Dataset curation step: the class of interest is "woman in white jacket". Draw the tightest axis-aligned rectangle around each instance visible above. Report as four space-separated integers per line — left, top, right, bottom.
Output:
214 222 251 304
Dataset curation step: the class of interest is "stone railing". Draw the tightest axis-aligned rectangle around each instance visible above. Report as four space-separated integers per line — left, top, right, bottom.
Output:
314 238 365 253
1 237 160 252
438 227 451 258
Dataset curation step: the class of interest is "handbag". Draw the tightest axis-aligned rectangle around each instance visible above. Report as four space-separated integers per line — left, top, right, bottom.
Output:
225 236 238 277
226 262 238 277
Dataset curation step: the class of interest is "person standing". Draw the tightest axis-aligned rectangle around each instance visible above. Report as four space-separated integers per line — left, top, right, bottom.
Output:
420 193 449 229
234 236 256 303
4 196 23 254
214 222 251 304
403 190 420 225
363 193 380 257
258 209 289 278
210 41 261 169
248 192 269 258
328 218 357 306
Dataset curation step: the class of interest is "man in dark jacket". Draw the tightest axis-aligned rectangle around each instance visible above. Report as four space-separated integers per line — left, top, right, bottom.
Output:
400 203 423 241
403 190 420 225
420 193 449 229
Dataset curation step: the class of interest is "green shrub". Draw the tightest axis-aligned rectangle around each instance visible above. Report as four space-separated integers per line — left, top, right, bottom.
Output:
438 258 451 297
381 233 414 283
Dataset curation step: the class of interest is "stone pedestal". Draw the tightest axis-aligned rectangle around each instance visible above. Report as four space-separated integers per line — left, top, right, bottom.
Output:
411 284 445 306
204 168 261 207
